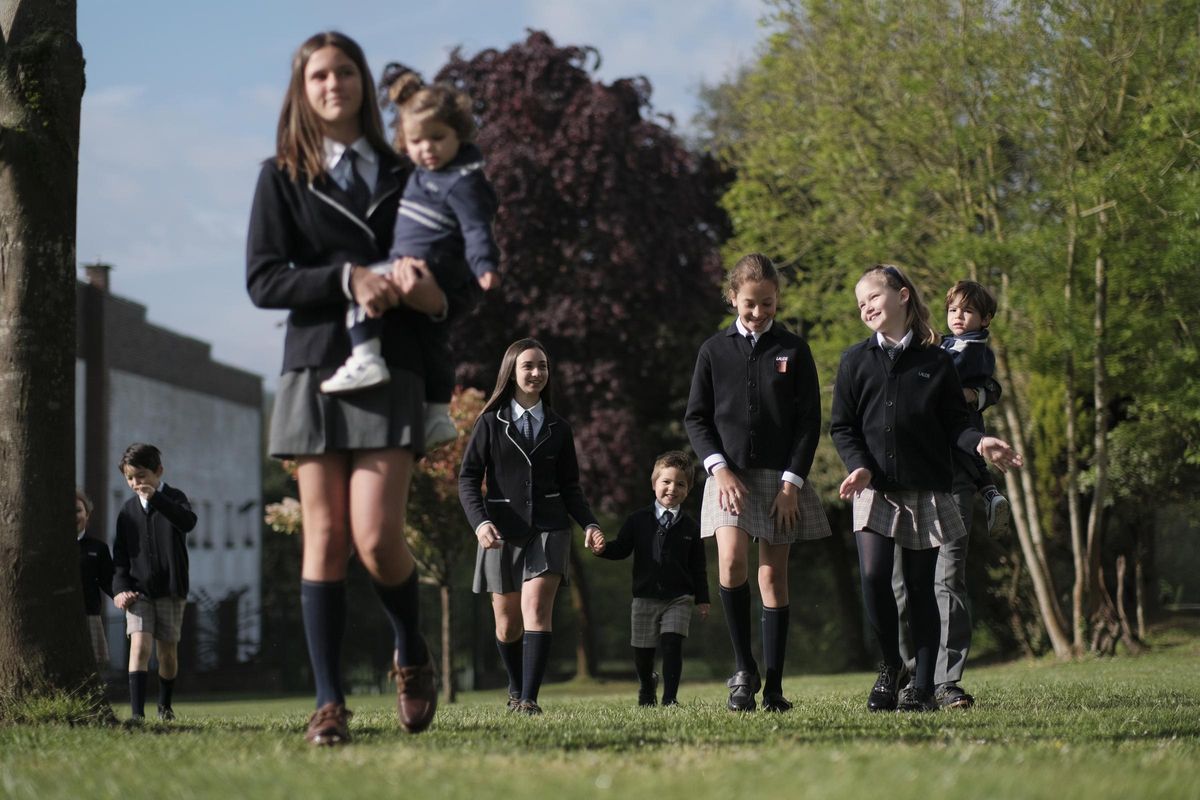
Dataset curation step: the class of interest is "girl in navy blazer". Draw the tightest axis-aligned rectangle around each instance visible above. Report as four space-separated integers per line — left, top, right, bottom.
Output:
685 253 832 713
459 338 606 715
830 264 1022 712
245 31 448 746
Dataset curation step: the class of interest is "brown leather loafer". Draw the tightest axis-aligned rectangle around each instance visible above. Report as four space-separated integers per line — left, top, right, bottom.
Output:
390 653 437 733
305 702 352 746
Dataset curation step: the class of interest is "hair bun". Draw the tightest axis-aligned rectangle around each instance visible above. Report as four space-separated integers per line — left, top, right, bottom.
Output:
379 62 424 105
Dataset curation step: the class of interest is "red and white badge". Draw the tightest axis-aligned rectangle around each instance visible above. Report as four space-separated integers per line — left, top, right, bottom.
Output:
775 356 789 373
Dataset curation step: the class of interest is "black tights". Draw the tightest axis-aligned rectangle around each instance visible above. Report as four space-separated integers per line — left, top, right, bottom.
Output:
856 530 940 690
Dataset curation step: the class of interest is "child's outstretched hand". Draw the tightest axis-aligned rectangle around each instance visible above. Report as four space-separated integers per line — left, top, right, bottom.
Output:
978 437 1024 473
585 527 605 554
838 468 873 500
769 484 800 533
697 603 711 621
714 467 748 516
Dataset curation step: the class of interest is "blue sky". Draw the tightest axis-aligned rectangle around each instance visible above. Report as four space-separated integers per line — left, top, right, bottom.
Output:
76 1 767 388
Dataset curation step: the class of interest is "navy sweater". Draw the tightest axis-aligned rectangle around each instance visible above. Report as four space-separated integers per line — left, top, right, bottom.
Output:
112 486 197 599
685 323 821 478
830 337 983 492
598 506 709 603
78 536 114 615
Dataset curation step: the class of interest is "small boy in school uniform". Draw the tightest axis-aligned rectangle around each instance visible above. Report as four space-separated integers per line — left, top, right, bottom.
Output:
596 451 710 706
111 443 197 722
76 487 114 667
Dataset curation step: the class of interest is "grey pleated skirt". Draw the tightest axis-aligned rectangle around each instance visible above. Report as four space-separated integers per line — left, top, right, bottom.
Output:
852 487 967 550
700 468 832 544
472 530 572 594
268 367 425 458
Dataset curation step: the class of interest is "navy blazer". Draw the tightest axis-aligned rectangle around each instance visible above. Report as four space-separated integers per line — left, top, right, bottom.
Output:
685 322 821 478
459 406 599 540
598 506 709 603
830 337 983 492
78 536 114 615
245 151 474 374
112 485 197 599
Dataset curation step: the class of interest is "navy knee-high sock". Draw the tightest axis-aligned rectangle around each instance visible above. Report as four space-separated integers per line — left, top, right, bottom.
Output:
300 579 346 708
128 671 147 718
158 676 175 709
373 569 429 667
761 605 790 696
719 582 758 675
660 633 684 702
521 631 552 702
496 638 523 695
633 647 657 697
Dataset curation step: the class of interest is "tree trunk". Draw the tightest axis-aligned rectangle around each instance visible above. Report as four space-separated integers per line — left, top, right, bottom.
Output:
439 583 455 703
0 0 97 703
567 537 596 679
1063 205 1087 655
1085 213 1113 654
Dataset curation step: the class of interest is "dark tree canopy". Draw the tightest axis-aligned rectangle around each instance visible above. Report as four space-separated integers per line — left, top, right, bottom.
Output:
429 30 730 511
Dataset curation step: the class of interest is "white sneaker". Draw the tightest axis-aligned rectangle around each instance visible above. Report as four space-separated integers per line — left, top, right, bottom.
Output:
319 355 390 395
424 407 458 449
986 493 1011 536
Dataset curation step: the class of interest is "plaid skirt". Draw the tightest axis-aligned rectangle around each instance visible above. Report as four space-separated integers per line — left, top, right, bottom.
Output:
700 468 832 545
851 487 967 550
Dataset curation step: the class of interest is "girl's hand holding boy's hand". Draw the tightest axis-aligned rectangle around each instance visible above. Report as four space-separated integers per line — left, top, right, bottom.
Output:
838 468 873 500
584 527 605 554
114 591 139 610
351 263 402 317
714 467 748 516
697 603 711 621
978 437 1024 472
476 522 502 550
770 484 800 532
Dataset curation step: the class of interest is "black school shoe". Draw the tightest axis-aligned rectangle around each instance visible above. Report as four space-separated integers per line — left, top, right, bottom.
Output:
935 682 975 709
867 662 906 712
638 672 659 707
761 693 793 713
506 691 522 712
726 670 761 712
515 699 543 716
157 705 175 721
896 685 938 712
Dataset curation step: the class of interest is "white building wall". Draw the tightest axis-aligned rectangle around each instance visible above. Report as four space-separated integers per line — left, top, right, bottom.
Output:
100 369 262 668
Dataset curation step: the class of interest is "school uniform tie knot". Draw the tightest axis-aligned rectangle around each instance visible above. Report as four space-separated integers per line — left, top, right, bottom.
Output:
885 344 901 361
745 333 756 350
659 510 674 529
343 149 371 215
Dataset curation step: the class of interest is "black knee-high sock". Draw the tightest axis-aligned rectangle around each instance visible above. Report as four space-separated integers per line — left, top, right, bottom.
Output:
496 638 523 695
901 547 941 691
521 631 552 702
633 647 657 695
660 633 684 702
158 676 175 709
373 570 429 667
300 579 346 708
129 671 147 718
761 605 790 696
719 582 758 675
855 531 903 667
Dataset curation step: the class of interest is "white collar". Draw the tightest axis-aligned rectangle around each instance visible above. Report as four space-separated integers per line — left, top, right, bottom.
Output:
736 318 773 340
323 137 376 172
510 398 544 422
77 530 86 541
654 500 679 520
877 329 913 350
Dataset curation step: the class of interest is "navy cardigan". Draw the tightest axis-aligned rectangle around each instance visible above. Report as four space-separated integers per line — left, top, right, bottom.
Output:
459 406 599 540
830 337 984 492
112 485 197 600
685 322 821 478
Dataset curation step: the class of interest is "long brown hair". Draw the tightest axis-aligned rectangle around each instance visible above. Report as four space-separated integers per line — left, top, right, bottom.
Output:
860 264 939 346
275 31 391 182
480 338 553 418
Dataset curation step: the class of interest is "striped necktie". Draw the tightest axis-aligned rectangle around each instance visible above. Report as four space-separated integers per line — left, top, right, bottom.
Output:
520 410 535 445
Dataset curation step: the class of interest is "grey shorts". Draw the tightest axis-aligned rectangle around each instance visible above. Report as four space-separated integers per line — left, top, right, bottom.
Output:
473 530 572 594
630 595 694 648
125 596 187 643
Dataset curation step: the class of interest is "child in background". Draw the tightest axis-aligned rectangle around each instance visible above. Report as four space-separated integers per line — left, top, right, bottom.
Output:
76 487 114 667
685 253 831 713
942 279 1010 535
459 338 605 715
112 444 197 722
321 65 501 450
831 265 1022 712
596 451 710 707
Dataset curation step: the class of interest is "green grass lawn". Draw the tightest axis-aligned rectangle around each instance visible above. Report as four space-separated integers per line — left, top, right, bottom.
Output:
3 621 1198 800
